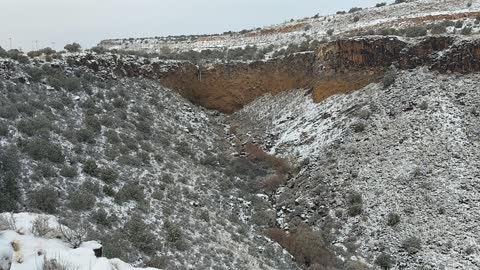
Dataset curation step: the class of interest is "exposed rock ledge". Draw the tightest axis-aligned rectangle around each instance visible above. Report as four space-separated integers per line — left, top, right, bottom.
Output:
70 36 480 113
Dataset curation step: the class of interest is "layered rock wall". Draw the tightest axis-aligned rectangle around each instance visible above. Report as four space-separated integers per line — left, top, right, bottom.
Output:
73 36 480 113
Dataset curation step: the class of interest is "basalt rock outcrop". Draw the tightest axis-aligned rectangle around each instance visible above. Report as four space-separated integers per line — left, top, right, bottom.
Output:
71 36 480 113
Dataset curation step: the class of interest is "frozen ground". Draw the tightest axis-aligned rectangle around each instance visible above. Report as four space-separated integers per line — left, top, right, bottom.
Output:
0 213 158 270
99 0 480 55
232 68 480 269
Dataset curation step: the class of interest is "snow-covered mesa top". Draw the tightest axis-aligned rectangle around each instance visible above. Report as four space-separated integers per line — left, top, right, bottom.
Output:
0 213 159 270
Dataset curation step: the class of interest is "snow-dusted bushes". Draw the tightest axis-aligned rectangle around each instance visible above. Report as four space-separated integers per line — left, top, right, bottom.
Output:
405 25 427 37
266 226 335 269
20 138 65 163
402 236 422 255
29 187 60 214
68 192 96 211
124 214 159 255
346 191 363 217
0 146 21 212
375 253 394 269
383 68 397 88
64 43 82 53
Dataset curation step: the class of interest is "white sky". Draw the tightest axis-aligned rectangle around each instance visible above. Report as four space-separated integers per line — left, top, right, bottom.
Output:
1 0 392 51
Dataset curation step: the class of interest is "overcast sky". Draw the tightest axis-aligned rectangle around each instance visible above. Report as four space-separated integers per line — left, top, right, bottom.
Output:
1 0 391 51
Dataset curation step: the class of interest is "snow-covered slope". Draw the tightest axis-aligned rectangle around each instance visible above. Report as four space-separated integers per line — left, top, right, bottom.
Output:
99 0 480 55
0 59 298 270
230 67 480 269
0 213 158 270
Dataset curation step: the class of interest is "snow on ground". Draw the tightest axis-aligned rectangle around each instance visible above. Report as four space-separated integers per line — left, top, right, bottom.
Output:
232 68 480 269
0 213 159 270
99 0 480 54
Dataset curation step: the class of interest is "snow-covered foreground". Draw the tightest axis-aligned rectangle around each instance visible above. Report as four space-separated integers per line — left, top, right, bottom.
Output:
0 213 159 270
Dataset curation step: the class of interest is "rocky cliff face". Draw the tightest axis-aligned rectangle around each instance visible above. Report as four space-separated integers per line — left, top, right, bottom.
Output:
72 36 480 113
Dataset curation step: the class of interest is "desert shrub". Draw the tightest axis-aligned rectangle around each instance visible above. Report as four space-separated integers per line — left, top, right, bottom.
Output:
164 219 189 251
375 253 394 269
245 144 269 161
346 260 369 270
252 210 276 227
82 159 98 177
467 0 473 7
68 192 96 211
30 187 59 213
48 73 82 92
245 143 290 174
0 46 8 58
137 151 151 165
0 146 21 211
455 20 464 28
348 7 362 13
199 210 210 223
136 120 151 135
351 121 366 133
326 29 334 35
387 212 401 226
17 116 53 137
377 28 400 36
24 66 46 82
164 219 183 243
419 100 428 110
31 216 53 237
90 46 106 54
91 209 114 227
226 158 267 181
405 26 427 37
347 192 363 216
112 97 127 108
85 114 102 133
60 165 77 178
80 180 102 196
353 16 360 23
100 167 118 184
147 256 170 269
22 139 65 163
106 129 121 144
76 128 96 143
49 99 65 111
262 174 286 192
431 24 447 34
402 236 422 254
121 135 138 151
35 163 57 178
461 27 473 35
7 50 30 64
383 68 397 88
43 258 74 270
101 232 135 262
376 2 387 7
394 0 406 3
103 185 115 197
118 155 143 167
175 141 191 157
16 103 35 117
0 104 19 120
0 121 8 136
64 43 81 53
441 20 455 27
115 181 145 203
124 214 158 254
266 226 335 268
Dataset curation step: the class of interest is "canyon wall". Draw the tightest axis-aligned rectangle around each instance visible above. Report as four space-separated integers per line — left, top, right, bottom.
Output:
74 36 480 113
